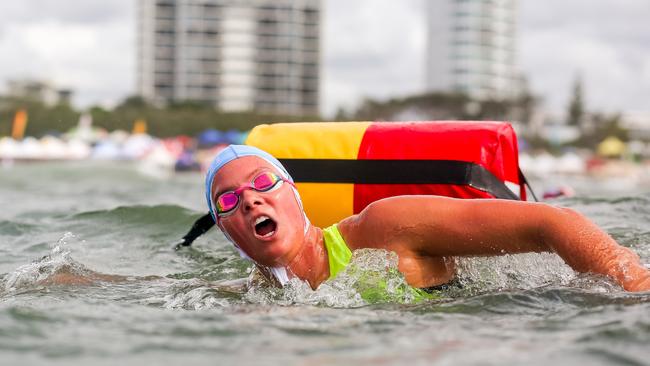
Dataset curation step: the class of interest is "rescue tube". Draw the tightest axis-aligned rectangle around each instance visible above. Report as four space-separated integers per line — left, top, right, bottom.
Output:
246 121 526 228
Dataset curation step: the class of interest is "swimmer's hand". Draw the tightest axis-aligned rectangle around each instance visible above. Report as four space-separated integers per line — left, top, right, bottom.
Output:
627 277 650 292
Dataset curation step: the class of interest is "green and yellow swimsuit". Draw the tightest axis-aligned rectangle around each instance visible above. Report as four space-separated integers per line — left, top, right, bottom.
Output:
322 224 440 303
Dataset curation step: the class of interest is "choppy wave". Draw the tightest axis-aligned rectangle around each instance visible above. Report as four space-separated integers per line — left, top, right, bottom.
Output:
70 204 198 227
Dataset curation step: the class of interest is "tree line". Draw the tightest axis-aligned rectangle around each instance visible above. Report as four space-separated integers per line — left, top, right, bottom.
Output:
1 81 627 154
0 96 321 138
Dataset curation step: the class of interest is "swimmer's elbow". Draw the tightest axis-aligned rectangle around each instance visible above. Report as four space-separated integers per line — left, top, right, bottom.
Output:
537 204 596 258
550 206 588 232
557 206 582 219
518 203 578 253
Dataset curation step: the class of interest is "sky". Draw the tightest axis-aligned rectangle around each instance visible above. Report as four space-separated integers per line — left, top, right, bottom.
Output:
0 0 648 118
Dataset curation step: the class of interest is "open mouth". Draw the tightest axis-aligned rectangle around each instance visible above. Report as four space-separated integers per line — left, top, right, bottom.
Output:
254 216 277 237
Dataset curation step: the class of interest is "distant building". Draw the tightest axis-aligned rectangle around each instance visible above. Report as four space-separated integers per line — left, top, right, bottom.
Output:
5 80 73 106
426 0 520 101
137 0 320 115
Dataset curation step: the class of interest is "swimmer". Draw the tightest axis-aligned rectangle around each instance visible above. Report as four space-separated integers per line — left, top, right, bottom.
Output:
206 145 650 292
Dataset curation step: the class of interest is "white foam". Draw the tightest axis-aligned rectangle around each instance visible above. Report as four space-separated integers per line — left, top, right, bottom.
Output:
2 232 87 292
244 249 426 307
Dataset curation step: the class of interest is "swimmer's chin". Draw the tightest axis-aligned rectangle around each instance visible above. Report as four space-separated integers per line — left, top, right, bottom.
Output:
246 242 295 268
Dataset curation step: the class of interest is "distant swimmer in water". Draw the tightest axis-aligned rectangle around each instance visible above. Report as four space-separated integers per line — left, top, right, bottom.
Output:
204 145 650 292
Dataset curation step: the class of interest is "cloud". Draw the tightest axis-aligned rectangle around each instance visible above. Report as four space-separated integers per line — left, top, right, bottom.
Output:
0 6 134 108
520 0 650 115
0 0 131 27
322 0 426 116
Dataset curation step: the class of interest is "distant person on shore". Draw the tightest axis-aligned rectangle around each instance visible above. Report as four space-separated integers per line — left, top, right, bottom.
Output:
204 145 650 292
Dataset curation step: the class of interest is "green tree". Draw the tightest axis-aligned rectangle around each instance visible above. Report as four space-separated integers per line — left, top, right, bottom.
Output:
567 76 584 127
567 112 627 150
0 96 79 137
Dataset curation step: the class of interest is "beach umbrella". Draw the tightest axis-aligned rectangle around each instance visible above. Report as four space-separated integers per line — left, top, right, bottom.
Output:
67 140 91 160
224 129 245 144
0 137 18 159
123 134 157 160
92 140 122 160
597 136 626 158
197 129 223 148
19 137 43 159
109 130 130 144
173 135 195 149
40 136 67 159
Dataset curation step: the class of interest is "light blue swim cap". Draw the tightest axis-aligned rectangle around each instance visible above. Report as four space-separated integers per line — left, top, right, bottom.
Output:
204 144 293 220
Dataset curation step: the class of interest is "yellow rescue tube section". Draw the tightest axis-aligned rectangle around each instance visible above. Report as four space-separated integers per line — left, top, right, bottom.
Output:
246 122 371 227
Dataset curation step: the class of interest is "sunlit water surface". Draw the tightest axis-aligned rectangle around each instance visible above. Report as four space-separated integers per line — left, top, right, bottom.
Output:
1 162 649 365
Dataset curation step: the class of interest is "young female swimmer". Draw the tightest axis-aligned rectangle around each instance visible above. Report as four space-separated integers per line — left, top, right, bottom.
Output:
206 145 650 292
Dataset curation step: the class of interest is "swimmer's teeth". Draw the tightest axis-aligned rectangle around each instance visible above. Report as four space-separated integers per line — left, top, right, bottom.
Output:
255 216 270 225
254 216 276 237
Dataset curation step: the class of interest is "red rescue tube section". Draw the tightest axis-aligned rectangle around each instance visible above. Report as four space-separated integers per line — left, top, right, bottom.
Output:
353 121 524 213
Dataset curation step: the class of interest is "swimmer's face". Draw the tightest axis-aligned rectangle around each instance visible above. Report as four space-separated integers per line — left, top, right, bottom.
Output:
211 156 305 267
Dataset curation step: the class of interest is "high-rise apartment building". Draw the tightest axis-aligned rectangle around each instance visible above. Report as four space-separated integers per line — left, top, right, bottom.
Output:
426 0 519 100
137 0 320 115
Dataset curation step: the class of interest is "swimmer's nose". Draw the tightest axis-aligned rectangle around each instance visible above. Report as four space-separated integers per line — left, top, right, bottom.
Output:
241 189 263 212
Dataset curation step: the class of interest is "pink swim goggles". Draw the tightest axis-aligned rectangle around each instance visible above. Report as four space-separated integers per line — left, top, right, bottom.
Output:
213 172 295 218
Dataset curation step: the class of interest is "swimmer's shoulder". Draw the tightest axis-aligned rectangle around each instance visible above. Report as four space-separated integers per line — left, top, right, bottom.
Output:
336 197 431 251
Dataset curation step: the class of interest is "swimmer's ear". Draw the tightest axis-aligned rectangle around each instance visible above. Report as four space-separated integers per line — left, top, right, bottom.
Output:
172 213 215 250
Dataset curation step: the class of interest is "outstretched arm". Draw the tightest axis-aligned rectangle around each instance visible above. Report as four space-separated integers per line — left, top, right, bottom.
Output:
342 196 650 292
40 265 248 293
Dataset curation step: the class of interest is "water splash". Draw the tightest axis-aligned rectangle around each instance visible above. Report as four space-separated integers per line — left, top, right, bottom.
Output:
2 232 88 293
453 252 578 295
162 280 233 310
243 250 585 307
245 249 439 307
149 249 619 309
244 277 349 307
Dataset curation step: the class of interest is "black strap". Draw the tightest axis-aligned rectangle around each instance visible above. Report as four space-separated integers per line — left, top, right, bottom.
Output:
518 168 539 202
279 159 519 200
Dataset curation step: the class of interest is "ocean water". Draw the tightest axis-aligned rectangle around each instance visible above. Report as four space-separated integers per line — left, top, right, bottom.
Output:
1 161 649 365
